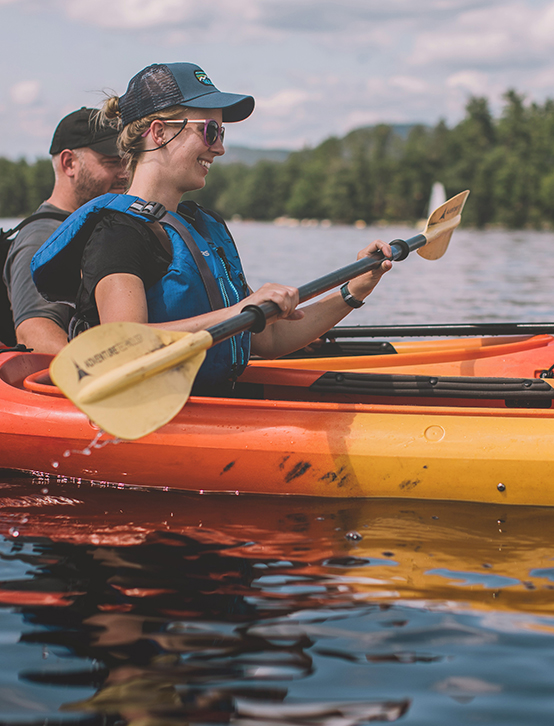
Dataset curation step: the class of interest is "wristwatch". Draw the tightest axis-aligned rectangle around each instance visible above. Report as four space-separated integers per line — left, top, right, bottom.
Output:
340 282 365 308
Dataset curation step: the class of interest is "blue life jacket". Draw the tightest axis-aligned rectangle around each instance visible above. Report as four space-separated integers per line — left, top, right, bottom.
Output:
31 193 251 386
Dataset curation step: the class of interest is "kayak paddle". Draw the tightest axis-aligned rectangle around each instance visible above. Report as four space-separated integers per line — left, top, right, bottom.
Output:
50 190 469 439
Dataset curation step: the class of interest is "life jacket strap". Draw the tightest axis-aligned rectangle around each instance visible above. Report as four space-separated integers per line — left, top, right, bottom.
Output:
159 212 225 312
128 199 167 221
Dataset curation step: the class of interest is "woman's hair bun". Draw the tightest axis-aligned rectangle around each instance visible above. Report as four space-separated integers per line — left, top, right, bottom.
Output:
103 96 122 119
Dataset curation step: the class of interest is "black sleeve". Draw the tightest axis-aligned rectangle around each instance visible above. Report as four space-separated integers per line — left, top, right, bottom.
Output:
75 212 171 327
81 213 170 292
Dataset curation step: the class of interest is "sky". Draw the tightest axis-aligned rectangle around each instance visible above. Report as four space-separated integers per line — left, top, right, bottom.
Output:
2 0 554 159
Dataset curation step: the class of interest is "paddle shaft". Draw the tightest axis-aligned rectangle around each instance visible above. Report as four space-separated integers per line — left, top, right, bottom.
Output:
206 233 426 345
324 323 554 338
76 233 426 406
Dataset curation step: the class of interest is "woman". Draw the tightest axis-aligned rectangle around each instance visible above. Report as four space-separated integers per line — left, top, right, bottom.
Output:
33 63 392 390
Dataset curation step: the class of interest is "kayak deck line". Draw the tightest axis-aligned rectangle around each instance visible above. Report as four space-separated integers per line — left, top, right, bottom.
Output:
254 334 554 371
12 361 554 415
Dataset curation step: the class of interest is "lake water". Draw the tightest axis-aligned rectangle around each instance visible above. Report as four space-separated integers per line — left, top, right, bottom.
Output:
2 219 554 724
230 221 554 325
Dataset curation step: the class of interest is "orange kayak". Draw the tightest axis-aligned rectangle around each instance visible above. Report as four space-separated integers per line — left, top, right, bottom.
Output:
2 334 554 505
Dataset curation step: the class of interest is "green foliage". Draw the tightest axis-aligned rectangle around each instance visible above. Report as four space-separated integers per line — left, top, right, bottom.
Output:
194 90 554 229
0 157 54 217
5 92 554 228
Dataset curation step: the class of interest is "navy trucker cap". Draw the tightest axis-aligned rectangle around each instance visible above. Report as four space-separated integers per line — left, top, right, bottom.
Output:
119 63 255 126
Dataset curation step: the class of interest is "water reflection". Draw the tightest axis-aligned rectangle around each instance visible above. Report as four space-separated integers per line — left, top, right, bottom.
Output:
1 474 554 724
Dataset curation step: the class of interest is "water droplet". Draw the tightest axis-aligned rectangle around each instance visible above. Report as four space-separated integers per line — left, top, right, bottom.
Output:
83 448 91 456
9 528 19 537
41 488 49 494
166 622 188 633
20 516 28 524
345 530 362 541
51 462 59 469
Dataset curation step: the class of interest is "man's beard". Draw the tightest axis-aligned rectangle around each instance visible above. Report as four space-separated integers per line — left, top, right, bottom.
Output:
73 162 109 208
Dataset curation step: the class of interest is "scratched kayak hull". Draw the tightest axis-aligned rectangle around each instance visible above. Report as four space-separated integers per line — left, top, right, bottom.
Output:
1 337 554 505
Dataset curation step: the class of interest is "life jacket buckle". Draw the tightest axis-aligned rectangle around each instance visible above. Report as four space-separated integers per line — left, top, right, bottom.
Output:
128 200 166 221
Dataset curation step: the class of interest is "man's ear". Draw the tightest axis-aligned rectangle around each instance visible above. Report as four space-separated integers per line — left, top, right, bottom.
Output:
59 149 78 177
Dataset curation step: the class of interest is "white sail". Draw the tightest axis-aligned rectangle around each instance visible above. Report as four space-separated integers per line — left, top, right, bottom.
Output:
428 182 446 216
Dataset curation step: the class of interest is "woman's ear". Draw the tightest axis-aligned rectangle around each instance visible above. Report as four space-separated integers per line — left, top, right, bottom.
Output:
150 120 166 147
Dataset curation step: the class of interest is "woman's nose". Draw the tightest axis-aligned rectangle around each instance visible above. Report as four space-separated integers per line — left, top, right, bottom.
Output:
211 136 225 156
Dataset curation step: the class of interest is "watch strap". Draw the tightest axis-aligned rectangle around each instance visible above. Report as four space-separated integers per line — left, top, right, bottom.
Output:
340 282 364 308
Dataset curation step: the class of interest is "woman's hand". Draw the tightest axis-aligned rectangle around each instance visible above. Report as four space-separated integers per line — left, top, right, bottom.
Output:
240 282 303 322
347 239 393 302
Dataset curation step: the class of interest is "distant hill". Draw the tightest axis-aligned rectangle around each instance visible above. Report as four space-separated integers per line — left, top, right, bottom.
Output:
221 125 424 166
219 145 291 166
388 123 425 139
344 123 426 142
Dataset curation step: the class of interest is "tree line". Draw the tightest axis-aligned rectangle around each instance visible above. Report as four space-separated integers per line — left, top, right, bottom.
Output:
2 91 554 229
0 158 55 219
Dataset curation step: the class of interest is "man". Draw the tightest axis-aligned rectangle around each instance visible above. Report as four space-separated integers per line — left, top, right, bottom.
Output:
3 107 128 354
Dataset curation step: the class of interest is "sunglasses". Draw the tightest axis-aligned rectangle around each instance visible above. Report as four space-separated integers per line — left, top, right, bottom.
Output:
163 119 225 147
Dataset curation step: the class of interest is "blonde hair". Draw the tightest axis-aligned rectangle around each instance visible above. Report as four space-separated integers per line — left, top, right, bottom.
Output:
100 96 188 179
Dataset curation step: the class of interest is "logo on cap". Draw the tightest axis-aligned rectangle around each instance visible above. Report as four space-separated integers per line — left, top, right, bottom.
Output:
194 70 214 87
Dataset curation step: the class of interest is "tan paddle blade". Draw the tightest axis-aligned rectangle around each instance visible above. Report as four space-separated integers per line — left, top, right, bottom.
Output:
418 190 470 260
50 322 207 440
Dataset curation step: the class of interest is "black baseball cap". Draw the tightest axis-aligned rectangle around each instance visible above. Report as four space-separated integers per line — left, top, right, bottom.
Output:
119 63 255 127
49 107 120 156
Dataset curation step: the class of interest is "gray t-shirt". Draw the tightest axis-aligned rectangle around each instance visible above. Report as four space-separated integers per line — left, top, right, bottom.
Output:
3 202 72 331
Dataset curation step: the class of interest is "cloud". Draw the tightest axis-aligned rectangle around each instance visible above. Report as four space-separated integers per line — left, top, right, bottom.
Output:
256 88 317 115
446 70 490 96
61 0 206 29
49 0 510 39
10 80 40 105
4 0 554 158
257 0 504 33
412 31 515 67
390 76 432 94
528 66 554 91
410 2 554 68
